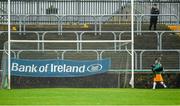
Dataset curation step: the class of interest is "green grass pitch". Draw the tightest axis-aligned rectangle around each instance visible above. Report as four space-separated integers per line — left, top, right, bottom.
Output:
0 88 180 105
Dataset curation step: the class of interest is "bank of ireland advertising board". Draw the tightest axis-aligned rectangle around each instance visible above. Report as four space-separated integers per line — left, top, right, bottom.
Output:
10 58 111 77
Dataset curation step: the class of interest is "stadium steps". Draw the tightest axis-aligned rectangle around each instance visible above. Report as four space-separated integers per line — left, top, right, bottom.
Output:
0 32 39 50
1 24 180 70
62 51 99 60
141 23 169 30
23 24 94 31
13 23 169 31
18 51 58 59
162 33 180 49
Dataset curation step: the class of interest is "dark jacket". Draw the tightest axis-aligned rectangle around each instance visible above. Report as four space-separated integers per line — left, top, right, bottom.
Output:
150 7 160 21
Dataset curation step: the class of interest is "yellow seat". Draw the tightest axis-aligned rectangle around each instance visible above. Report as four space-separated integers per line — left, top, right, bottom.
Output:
168 25 180 31
12 26 17 31
83 24 89 28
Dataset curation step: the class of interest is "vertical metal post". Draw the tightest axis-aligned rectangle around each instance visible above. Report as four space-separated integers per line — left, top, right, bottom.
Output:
159 32 164 50
76 32 80 51
118 32 122 50
139 15 142 35
8 0 11 89
99 16 102 35
77 0 80 24
130 0 134 88
19 15 22 35
157 32 160 50
139 51 144 70
134 51 138 70
37 0 39 14
112 32 117 51
94 16 97 36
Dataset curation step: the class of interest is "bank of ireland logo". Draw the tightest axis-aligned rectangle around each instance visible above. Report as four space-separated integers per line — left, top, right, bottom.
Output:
87 64 102 72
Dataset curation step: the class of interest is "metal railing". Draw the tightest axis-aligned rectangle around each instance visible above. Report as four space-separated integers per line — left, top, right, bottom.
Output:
1 30 180 50
1 14 179 33
1 30 180 71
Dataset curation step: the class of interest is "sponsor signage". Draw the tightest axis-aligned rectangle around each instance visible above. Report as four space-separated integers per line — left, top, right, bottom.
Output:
10 58 111 77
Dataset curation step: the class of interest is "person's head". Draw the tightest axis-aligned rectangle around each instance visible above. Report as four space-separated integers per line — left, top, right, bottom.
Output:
153 4 157 8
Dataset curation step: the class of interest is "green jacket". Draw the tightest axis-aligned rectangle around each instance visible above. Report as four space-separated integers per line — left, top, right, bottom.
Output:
152 63 163 74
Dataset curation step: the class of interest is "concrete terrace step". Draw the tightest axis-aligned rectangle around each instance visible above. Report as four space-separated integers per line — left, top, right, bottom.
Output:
0 24 180 70
0 23 169 31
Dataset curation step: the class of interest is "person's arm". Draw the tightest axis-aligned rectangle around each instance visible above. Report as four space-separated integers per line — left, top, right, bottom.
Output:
156 54 162 63
157 8 160 14
150 8 154 14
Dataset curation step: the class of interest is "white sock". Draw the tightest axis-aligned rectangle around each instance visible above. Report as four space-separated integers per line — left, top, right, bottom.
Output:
160 82 167 88
153 82 156 89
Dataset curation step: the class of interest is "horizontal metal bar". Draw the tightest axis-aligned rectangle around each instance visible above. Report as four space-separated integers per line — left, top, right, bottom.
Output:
10 40 132 43
1 30 180 33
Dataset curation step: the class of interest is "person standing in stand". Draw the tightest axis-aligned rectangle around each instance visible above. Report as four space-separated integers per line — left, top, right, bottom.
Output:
149 4 160 30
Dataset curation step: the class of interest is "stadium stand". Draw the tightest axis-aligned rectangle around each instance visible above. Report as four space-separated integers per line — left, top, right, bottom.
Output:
0 0 180 88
